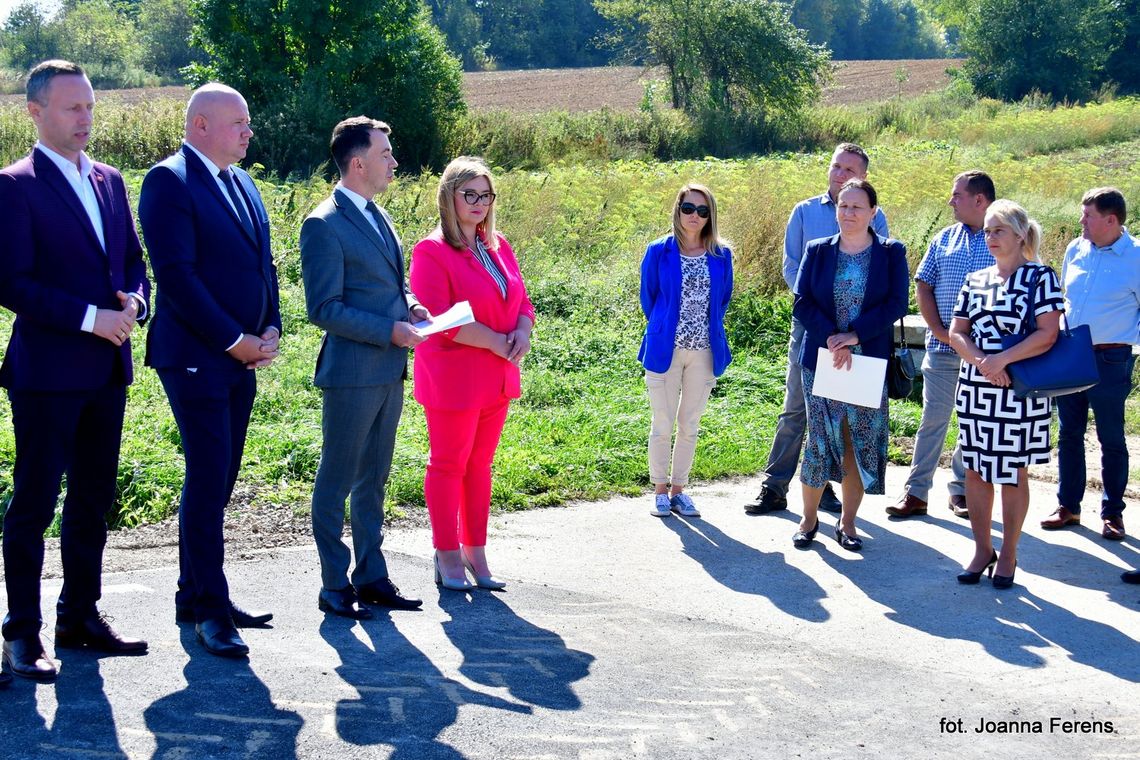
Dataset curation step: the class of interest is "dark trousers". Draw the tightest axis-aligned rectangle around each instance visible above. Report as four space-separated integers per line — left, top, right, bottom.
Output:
158 367 256 622
1056 346 1136 518
311 381 403 591
2 384 126 640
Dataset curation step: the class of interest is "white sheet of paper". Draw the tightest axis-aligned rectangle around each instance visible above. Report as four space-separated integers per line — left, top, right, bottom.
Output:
812 348 888 409
413 300 474 337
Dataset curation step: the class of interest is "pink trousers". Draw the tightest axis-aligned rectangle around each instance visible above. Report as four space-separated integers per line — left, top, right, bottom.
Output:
423 400 510 550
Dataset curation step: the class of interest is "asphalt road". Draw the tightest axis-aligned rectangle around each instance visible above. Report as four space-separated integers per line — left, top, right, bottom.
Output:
1 464 1138 759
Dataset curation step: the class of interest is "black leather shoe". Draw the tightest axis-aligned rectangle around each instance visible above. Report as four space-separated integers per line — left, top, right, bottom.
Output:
318 587 373 620
55 613 148 655
744 486 787 515
195 618 249 658
176 601 273 628
818 484 842 514
356 578 423 610
2 636 57 682
1121 569 1140 584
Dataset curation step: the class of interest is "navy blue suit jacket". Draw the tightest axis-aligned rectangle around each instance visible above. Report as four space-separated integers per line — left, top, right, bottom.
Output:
793 232 909 372
0 149 150 392
138 144 281 372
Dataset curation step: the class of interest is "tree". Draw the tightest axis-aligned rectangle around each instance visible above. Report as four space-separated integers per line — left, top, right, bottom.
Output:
192 0 466 177
960 0 1119 101
53 0 142 73
138 0 205 78
1105 0 1140 93
598 0 829 116
1 1 59 72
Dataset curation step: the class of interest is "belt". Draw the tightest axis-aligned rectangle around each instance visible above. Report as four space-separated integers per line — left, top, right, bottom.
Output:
1093 343 1130 351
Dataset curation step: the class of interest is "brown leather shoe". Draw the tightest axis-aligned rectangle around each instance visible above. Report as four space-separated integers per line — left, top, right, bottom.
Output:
948 494 969 519
1102 516 1126 541
886 493 928 517
2 636 57 682
1041 507 1080 530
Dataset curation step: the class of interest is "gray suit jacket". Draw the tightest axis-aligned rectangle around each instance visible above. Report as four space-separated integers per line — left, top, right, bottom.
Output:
300 189 419 388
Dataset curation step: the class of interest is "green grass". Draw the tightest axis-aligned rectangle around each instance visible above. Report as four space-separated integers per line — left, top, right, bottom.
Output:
0 94 1138 532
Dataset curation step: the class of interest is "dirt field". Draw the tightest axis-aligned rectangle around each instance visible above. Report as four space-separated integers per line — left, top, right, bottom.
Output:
0 59 962 111
460 59 962 111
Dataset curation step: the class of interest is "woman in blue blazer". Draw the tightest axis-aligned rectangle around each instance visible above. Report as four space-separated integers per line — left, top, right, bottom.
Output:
638 183 733 518
791 179 908 551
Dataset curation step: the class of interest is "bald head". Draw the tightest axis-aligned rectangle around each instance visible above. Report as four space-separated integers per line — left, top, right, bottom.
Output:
184 83 253 169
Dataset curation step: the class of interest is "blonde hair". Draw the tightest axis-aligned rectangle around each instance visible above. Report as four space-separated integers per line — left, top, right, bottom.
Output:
671 183 726 255
985 199 1042 262
437 156 498 252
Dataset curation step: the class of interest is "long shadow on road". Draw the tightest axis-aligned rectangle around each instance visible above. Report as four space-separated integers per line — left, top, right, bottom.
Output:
320 610 530 760
144 626 303 759
0 649 124 759
662 514 830 622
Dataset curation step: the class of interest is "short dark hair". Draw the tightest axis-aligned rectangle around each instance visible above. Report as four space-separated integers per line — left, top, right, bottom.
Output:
26 59 86 105
839 178 878 208
834 142 870 171
330 116 391 176
1082 187 1127 226
954 170 996 202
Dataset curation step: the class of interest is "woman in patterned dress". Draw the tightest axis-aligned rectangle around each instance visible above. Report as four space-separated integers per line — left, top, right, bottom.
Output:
792 179 909 551
949 200 1062 588
638 183 734 518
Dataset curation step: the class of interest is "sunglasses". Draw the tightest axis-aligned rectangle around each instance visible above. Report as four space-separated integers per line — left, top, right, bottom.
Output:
458 190 496 206
679 202 710 219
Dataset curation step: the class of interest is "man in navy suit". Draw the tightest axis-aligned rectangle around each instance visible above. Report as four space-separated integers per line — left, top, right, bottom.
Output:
0 60 151 683
139 83 280 658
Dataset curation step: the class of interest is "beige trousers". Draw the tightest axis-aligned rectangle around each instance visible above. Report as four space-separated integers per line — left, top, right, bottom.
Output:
645 347 716 486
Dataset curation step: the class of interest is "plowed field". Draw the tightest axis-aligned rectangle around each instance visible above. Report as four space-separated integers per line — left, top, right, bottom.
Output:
0 59 962 111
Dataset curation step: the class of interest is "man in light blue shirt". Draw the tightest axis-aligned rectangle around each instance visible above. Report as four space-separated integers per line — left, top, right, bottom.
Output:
745 143 889 515
887 171 995 519
1042 188 1140 561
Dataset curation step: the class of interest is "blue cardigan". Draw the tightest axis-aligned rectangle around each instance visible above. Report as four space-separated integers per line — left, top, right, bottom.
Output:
792 232 909 372
638 234 734 377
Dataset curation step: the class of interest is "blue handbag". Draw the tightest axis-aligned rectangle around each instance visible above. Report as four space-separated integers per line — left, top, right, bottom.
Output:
999 265 1099 399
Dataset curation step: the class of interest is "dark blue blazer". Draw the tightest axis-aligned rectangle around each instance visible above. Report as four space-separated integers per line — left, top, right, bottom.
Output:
138 144 281 372
793 232 909 372
638 234 733 377
0 150 150 391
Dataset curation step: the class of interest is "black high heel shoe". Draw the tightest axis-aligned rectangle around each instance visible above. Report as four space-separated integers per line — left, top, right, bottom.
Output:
792 520 820 549
957 550 998 585
992 561 1018 589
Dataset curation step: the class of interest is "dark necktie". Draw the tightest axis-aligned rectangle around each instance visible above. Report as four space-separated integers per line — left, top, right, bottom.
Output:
365 200 397 254
218 169 256 241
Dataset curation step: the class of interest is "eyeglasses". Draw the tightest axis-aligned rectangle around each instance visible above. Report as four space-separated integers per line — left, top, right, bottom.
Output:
458 190 496 206
679 202 710 219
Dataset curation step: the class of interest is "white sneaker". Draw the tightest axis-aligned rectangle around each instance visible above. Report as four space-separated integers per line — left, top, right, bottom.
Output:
670 493 701 517
650 493 672 517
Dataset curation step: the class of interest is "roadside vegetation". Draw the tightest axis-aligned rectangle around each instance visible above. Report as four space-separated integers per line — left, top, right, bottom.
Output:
1 91 1137 532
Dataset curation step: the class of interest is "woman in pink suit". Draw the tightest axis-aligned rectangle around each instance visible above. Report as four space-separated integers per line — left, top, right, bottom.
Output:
410 157 535 592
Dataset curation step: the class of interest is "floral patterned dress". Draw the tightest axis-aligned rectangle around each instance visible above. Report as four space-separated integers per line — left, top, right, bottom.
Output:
800 246 888 494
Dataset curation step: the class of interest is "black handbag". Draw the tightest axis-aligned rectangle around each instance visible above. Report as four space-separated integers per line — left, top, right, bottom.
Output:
887 316 916 400
998 265 1099 399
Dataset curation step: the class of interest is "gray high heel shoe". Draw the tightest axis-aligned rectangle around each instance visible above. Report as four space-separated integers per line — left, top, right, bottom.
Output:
434 552 474 591
462 555 507 591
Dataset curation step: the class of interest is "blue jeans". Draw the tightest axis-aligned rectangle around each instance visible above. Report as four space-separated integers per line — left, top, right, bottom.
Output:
762 317 807 495
903 350 965 501
1056 346 1135 518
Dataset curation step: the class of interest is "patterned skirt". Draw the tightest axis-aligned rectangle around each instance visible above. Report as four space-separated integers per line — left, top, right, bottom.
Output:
800 366 888 495
955 362 1051 484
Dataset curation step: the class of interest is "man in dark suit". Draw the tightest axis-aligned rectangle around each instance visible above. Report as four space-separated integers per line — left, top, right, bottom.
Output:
138 83 280 658
300 117 427 619
0 60 151 682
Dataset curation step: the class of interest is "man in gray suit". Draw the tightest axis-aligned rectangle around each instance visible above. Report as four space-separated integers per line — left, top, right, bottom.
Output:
300 116 428 619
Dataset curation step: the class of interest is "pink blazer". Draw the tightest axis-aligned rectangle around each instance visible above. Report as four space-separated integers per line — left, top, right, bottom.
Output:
410 229 536 410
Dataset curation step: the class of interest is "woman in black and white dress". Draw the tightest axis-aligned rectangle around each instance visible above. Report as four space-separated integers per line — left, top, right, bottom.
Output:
949 200 1062 589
